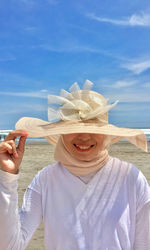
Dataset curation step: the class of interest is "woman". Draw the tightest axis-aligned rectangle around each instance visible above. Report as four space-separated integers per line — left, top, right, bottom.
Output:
0 80 149 250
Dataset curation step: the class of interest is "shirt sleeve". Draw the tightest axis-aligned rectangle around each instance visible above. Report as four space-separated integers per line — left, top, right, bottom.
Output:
136 170 150 213
0 169 42 250
134 202 150 250
134 169 150 249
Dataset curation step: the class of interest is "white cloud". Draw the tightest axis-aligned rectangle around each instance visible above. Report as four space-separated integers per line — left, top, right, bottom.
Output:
122 60 150 74
41 89 48 92
33 43 102 53
0 90 48 98
33 43 122 59
143 82 150 87
107 91 150 102
0 103 47 115
0 72 48 90
87 12 150 27
112 80 137 88
96 78 150 102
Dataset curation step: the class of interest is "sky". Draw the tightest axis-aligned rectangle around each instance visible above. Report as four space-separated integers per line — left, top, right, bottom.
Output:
0 0 150 129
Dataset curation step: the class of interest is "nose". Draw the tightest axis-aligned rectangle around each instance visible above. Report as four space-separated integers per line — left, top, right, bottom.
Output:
77 133 91 141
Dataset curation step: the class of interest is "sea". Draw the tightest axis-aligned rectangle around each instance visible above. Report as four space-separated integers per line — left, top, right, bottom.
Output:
0 129 150 143
141 129 150 141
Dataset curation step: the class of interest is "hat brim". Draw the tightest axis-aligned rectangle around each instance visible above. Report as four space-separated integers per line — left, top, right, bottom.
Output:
15 117 147 152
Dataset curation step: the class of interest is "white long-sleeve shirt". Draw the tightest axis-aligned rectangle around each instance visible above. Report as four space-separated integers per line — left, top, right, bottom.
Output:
0 157 150 250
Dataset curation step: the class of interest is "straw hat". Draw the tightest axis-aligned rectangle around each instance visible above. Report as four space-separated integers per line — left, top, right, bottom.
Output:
15 80 147 152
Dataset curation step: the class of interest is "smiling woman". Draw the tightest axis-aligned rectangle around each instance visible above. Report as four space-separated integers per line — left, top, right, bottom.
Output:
0 80 150 250
62 133 107 160
54 133 109 176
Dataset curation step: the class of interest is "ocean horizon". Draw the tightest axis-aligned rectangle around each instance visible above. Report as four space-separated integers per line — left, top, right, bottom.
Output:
0 128 150 142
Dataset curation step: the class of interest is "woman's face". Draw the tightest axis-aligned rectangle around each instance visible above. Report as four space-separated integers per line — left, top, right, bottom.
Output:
62 133 107 161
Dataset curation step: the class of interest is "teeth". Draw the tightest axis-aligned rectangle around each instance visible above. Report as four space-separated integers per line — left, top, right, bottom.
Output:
76 145 91 149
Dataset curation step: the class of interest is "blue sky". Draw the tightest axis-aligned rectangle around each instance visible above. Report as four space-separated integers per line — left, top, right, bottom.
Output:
1 0 150 129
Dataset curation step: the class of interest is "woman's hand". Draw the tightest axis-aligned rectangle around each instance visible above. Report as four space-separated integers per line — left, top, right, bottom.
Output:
0 130 28 174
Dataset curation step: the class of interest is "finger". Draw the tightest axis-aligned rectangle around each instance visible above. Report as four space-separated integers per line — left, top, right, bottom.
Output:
17 136 27 154
9 140 19 158
0 141 17 157
0 142 13 154
4 140 18 158
4 130 28 142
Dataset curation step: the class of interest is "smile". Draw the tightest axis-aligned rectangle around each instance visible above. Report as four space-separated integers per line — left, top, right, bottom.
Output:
74 144 94 152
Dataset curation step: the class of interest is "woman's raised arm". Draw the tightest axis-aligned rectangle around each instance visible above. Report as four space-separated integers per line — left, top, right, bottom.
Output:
0 130 28 174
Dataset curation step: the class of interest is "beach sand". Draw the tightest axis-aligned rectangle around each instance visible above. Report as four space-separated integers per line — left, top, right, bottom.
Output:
18 142 150 250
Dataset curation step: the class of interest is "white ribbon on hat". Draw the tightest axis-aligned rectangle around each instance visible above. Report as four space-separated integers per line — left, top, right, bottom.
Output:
48 80 119 122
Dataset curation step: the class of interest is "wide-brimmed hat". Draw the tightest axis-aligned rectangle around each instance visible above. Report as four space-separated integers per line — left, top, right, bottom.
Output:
15 80 147 152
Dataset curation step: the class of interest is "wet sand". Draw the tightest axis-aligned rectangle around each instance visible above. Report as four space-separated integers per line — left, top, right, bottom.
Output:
18 142 150 250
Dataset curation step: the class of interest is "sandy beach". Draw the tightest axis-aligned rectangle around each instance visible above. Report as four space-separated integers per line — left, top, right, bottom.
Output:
18 142 150 250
